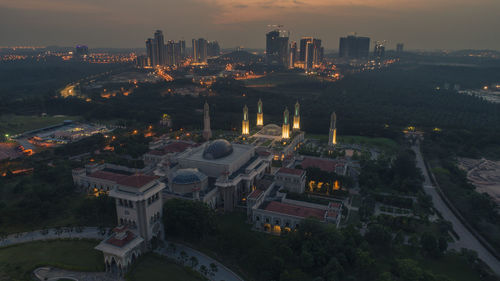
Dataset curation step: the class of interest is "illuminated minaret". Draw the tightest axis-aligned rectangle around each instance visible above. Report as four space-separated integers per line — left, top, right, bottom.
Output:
282 107 290 140
328 112 337 147
293 101 300 131
242 105 250 136
256 99 263 127
202 101 212 141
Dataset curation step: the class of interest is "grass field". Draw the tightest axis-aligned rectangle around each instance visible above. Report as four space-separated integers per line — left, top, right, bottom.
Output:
0 115 81 135
0 240 103 281
306 134 398 153
244 72 320 86
126 253 206 281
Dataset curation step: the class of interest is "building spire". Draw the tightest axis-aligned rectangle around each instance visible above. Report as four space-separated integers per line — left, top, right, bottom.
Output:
328 112 337 146
256 99 263 127
293 100 300 131
282 107 290 139
203 101 212 141
242 105 249 136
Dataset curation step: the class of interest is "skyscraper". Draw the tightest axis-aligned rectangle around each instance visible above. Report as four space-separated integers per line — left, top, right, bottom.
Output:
207 41 220 57
145 38 154 67
153 30 165 66
282 107 290 140
396 43 404 53
300 37 323 71
374 42 385 58
299 37 313 62
192 38 208 63
242 105 249 136
179 40 186 59
289 41 297 69
339 35 370 59
266 29 289 67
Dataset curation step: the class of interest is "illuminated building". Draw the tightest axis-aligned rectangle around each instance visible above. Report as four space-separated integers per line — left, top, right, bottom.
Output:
179 40 186 59
266 29 289 67
339 35 370 59
374 41 386 58
289 41 297 69
75 45 88 60
242 105 250 136
192 38 208 63
153 30 165 66
282 107 290 140
299 37 312 62
328 112 337 147
145 39 153 67
300 37 323 71
293 101 300 131
202 101 212 141
256 99 264 127
397 43 404 53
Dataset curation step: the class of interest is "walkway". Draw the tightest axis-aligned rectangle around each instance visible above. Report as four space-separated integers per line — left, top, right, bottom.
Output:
0 227 108 248
413 144 500 275
34 267 118 281
157 241 245 281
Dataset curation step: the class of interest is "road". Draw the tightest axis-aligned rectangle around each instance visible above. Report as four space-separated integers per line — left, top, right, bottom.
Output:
412 144 500 275
0 227 107 247
157 241 244 281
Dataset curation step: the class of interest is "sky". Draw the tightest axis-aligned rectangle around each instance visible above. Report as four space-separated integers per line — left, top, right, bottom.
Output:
0 0 499 51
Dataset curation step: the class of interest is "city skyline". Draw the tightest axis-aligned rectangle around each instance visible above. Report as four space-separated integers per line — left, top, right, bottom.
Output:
1 0 500 50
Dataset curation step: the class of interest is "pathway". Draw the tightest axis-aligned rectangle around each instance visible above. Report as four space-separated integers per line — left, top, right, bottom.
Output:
157 241 245 281
34 267 118 281
0 227 108 248
413 143 500 275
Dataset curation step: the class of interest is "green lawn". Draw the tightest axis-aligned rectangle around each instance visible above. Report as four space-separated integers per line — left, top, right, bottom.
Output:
306 134 398 153
244 72 320 86
0 240 103 281
0 115 81 135
126 253 206 281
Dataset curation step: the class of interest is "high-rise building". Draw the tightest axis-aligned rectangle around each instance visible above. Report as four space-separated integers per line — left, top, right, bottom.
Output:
374 42 385 58
256 99 264 127
396 43 404 53
179 40 186 59
282 107 290 140
75 45 89 60
153 30 165 66
242 105 249 136
192 38 208 63
207 41 220 57
293 101 300 131
145 38 154 67
299 37 313 62
328 112 337 147
165 41 182 66
289 41 297 69
266 29 289 67
203 101 212 141
339 35 370 59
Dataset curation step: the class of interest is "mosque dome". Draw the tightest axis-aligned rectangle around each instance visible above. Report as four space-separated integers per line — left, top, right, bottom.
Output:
172 169 207 185
203 139 234 160
260 124 281 136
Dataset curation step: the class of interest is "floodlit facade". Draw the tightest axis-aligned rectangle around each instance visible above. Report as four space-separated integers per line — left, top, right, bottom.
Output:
282 107 290 140
256 99 264 127
293 101 300 131
242 105 250 136
329 112 337 147
203 101 212 141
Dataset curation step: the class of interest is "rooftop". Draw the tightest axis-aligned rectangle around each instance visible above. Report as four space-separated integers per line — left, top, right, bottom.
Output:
164 141 195 153
248 189 263 199
263 201 326 220
301 157 344 173
116 174 159 188
88 170 128 182
277 167 305 176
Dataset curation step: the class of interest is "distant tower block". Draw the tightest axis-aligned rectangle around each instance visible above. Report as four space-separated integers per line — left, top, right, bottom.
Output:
328 112 337 147
293 101 300 131
282 107 290 140
202 101 212 141
256 99 264 127
242 105 250 136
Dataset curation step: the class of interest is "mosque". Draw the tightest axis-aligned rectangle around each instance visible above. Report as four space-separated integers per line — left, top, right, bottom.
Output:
72 99 342 275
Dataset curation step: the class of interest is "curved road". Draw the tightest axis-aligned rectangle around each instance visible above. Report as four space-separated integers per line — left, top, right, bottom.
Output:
413 144 500 275
1 227 244 281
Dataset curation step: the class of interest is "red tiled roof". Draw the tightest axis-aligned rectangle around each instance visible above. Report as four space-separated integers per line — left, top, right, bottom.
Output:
257 150 271 156
146 149 168 156
301 157 344 173
264 201 326 220
278 167 305 176
88 170 128 182
116 174 159 188
248 189 263 199
105 230 136 247
164 142 194 153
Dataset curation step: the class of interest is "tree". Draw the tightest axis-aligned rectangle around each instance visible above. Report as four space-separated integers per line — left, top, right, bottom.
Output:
179 250 188 265
420 232 439 257
209 262 218 278
200 265 209 277
190 256 199 268
163 199 217 241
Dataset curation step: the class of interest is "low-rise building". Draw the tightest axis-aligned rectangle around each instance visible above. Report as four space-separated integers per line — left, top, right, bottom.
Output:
275 167 306 193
